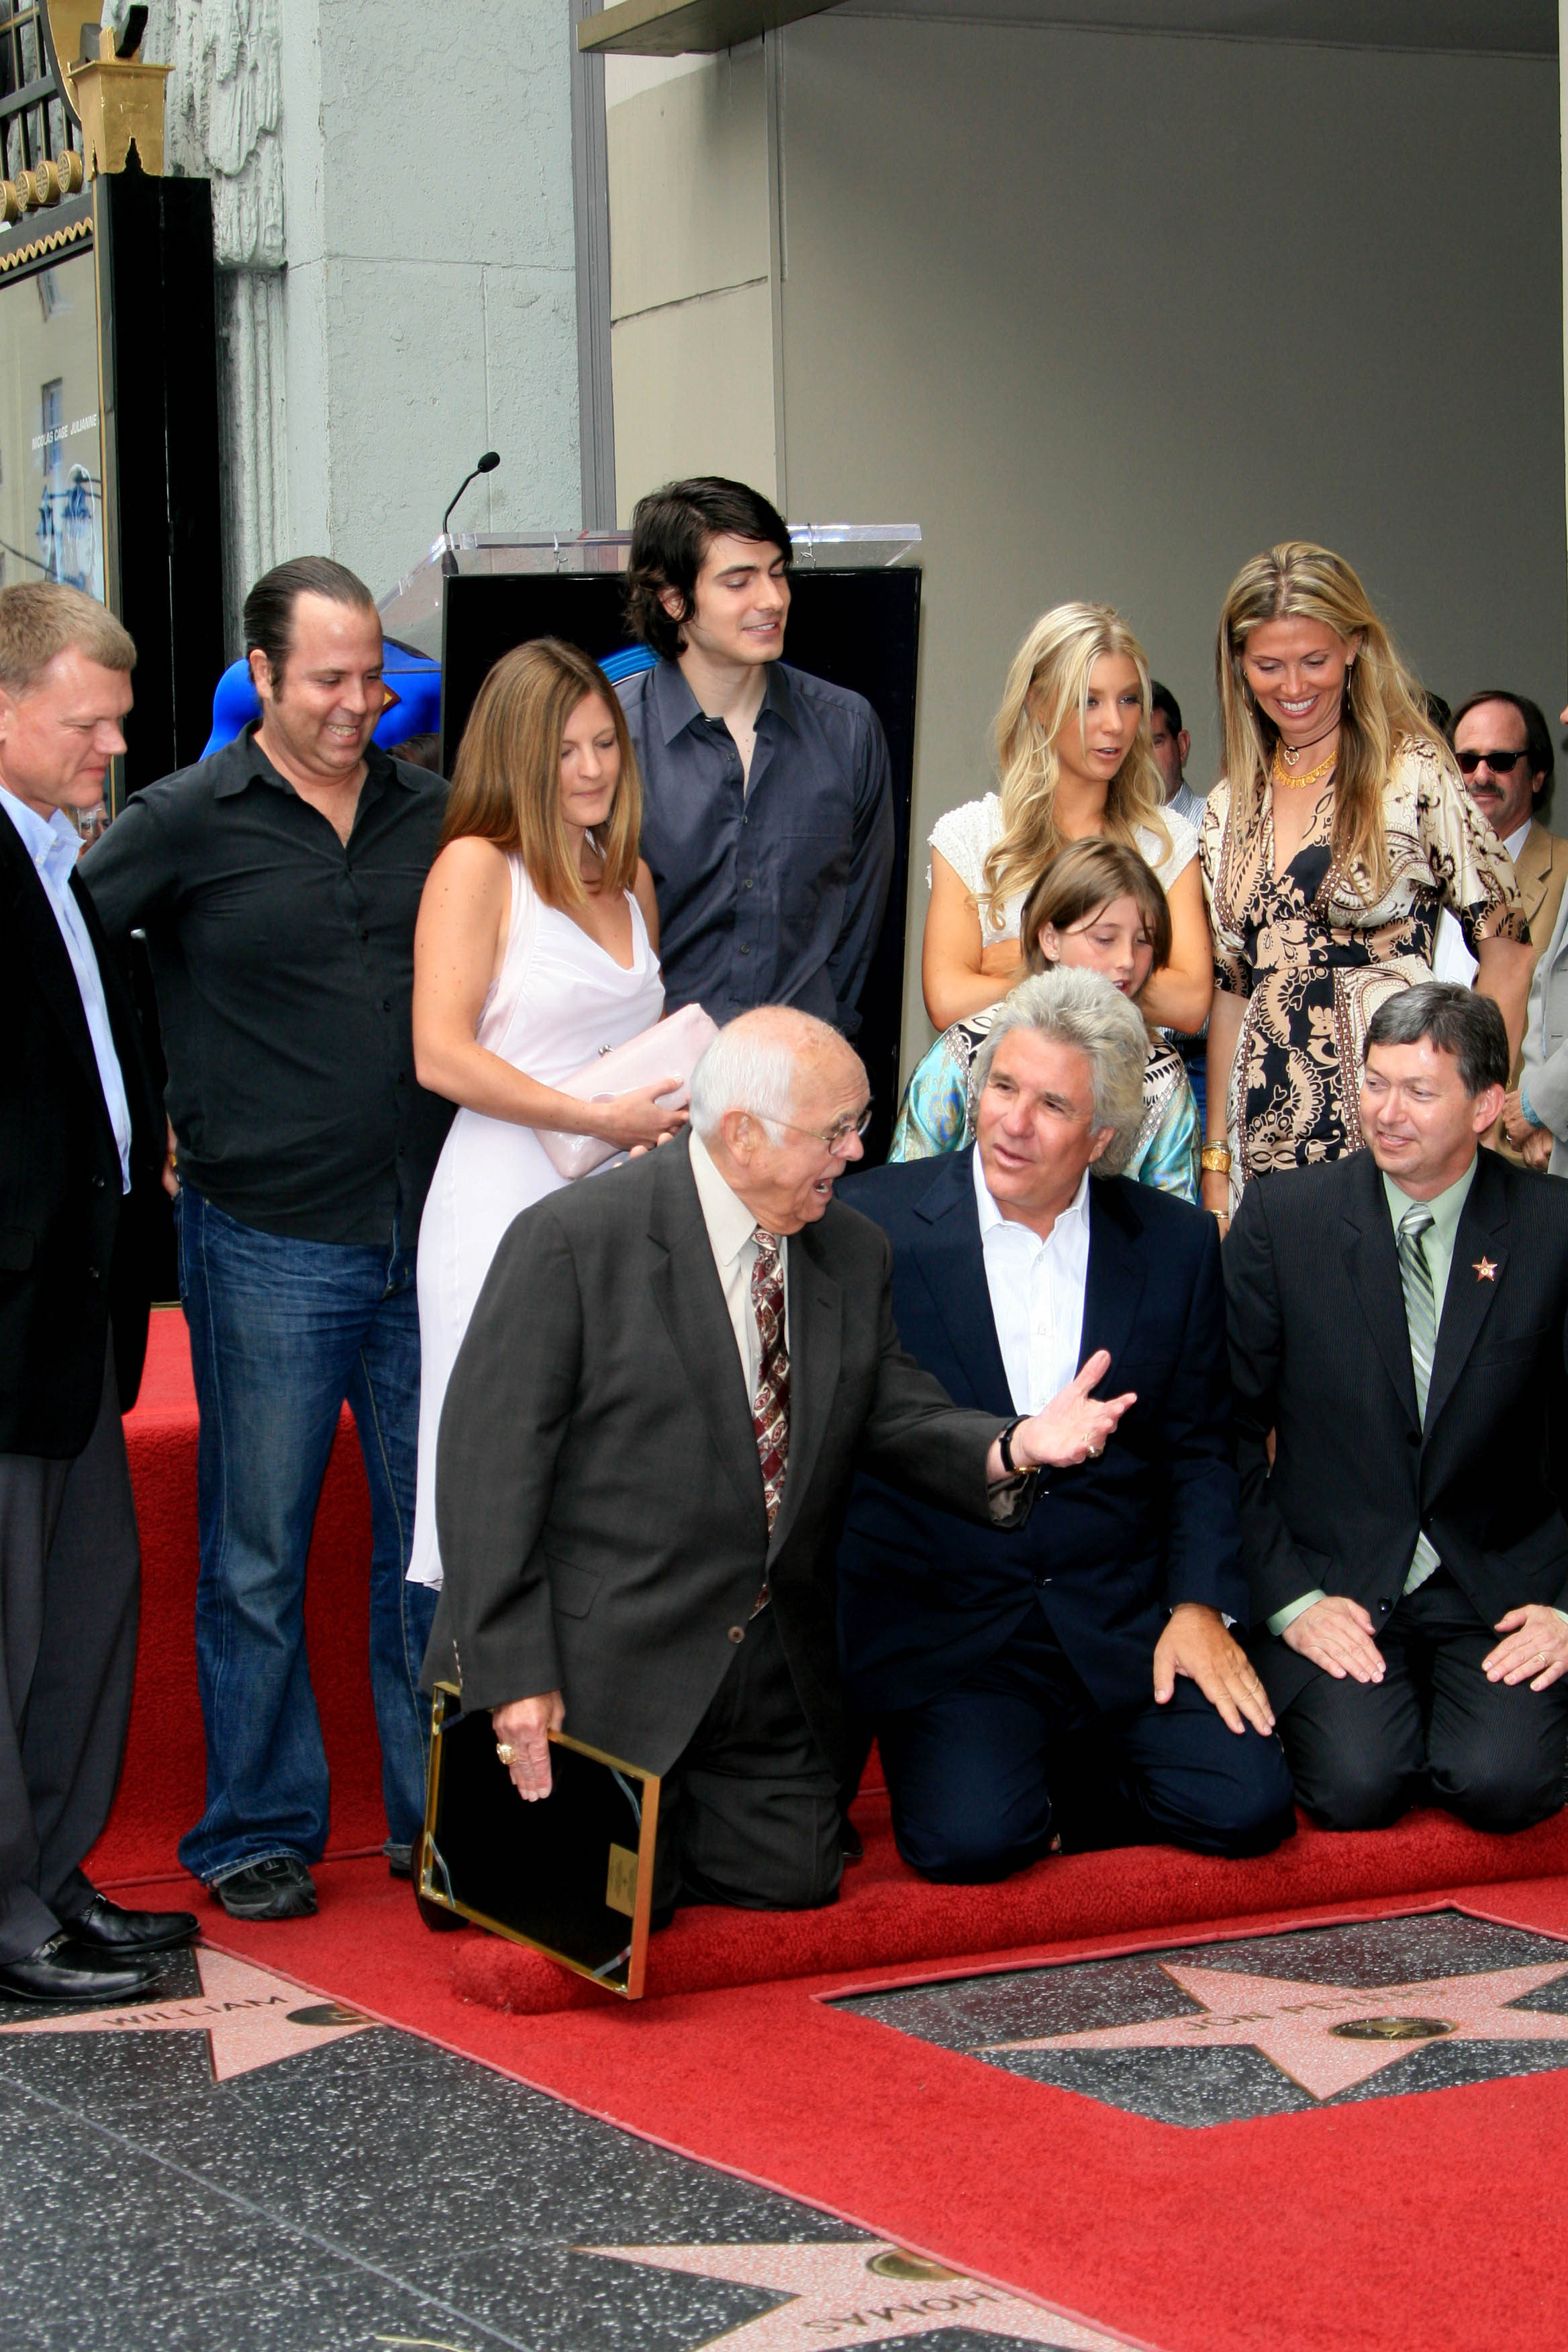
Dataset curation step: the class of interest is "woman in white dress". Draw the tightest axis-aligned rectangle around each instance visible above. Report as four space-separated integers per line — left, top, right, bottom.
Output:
407 638 684 1588
920 601 1212 1037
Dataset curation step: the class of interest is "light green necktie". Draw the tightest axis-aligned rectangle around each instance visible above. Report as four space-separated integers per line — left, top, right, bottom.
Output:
1396 1200 1440 1595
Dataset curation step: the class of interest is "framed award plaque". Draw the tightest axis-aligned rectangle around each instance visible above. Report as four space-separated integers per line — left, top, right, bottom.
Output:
417 1682 661 2000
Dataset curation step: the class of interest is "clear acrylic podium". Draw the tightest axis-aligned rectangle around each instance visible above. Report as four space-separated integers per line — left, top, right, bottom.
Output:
377 524 921 658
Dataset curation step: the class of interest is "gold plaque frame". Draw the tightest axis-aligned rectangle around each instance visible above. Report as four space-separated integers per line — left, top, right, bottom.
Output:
418 1681 661 2000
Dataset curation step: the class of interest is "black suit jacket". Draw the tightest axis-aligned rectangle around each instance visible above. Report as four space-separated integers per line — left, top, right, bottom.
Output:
1225 1147 1568 1709
421 1131 1021 1777
1 807 165 1456
837 1154 1246 1718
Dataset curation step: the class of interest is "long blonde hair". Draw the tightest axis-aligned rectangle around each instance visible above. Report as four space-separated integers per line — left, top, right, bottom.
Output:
1216 542 1453 899
981 602 1168 931
441 638 641 910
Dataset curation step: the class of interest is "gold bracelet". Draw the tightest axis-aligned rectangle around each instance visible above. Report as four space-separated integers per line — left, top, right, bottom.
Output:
1199 1143 1232 1173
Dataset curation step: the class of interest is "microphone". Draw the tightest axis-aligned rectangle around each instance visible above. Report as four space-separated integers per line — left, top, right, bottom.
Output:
442 451 500 538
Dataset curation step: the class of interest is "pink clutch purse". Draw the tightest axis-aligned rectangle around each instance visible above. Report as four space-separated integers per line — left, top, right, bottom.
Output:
538 1003 719 1180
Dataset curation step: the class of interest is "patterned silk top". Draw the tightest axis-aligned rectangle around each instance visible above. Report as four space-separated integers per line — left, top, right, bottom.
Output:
1199 740 1526 1210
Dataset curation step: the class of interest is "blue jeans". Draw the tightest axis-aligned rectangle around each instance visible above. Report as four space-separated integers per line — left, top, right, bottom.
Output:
174 1186 438 1883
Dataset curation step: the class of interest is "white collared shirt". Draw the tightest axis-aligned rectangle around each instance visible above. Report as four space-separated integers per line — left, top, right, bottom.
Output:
688 1127 789 1400
973 1145 1089 1415
1 782 132 1191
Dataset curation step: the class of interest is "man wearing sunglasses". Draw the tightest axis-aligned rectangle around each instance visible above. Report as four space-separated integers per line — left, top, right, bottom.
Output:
1441 694 1566 1166
1452 694 1565 947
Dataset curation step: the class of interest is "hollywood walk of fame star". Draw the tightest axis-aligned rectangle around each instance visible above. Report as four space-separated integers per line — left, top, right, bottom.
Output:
0 1947 372 2082
1473 1256 1498 1281
984 1957 1568 2102
585 2241 1147 2352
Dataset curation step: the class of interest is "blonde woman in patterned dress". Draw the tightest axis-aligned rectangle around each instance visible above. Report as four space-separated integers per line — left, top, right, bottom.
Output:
1199 542 1532 1222
922 601 1212 1036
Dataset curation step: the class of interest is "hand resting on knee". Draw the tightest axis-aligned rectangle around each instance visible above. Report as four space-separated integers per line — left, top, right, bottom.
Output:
1282 1596 1385 1683
1154 1604 1275 1735
1483 1605 1568 1692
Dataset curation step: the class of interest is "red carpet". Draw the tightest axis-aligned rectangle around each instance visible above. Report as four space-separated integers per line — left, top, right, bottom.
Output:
87 1308 387 1882
111 1854 1568 2352
448 1787 1568 2014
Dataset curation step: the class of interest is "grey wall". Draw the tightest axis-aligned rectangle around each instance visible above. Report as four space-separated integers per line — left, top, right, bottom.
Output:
771 17 1567 1061
606 47 779 519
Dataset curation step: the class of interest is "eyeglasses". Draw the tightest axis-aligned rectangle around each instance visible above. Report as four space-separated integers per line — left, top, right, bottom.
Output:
747 1104 874 1154
1456 749 1532 776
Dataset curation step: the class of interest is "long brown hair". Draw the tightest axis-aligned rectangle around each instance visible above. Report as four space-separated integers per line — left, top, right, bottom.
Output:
440 638 641 909
982 601 1169 929
1020 838 1172 976
1216 542 1453 899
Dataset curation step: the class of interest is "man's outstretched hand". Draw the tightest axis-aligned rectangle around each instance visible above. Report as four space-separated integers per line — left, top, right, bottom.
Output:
990 1349 1136 1479
491 1689 565 1802
1154 1603 1275 1736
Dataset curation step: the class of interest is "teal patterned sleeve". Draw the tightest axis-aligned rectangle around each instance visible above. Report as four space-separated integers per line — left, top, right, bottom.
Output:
887 1031 975 1162
1126 1067 1201 1201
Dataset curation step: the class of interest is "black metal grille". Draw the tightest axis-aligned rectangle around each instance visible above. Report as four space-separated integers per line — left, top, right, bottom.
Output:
0 3 81 184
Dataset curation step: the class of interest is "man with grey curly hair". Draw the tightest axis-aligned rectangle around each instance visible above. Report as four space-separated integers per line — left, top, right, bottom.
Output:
969 967 1150 1170
838 965 1295 1882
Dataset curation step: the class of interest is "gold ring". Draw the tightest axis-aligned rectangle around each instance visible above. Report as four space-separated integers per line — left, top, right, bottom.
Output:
495 1743 516 1764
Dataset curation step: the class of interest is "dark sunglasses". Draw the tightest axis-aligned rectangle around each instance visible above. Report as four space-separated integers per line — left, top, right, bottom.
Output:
1457 748 1532 776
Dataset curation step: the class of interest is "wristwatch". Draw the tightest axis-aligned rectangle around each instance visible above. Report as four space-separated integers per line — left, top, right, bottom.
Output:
997 1416 1026 1477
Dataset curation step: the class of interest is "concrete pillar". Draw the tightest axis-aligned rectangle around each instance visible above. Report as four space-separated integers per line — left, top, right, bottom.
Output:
152 0 582 643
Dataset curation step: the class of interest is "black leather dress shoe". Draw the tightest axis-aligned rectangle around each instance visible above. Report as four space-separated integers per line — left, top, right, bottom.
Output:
211 1855 317 1920
0 1933 161 2004
63 1895 199 1956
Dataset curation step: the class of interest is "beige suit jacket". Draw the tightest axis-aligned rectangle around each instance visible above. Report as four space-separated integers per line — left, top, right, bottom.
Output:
1514 819 1568 967
1498 820 1568 1163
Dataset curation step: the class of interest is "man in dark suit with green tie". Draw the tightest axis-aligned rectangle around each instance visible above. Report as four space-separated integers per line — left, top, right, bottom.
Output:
1226 981 1568 1832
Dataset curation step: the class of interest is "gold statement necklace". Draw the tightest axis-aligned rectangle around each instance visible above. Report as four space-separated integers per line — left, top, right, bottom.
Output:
1271 740 1337 793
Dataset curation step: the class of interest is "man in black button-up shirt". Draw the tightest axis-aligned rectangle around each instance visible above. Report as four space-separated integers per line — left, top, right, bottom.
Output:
618 478 893 1036
83 558 454 1922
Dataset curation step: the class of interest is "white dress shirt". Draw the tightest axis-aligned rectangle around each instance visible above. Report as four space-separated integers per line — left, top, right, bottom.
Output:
973 1145 1089 1415
688 1127 789 1400
1 781 132 1191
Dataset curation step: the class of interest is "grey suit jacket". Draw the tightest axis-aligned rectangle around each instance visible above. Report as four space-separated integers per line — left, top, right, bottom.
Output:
422 1132 1022 1777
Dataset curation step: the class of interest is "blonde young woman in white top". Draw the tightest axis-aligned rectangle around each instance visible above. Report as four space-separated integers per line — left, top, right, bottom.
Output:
921 601 1212 1036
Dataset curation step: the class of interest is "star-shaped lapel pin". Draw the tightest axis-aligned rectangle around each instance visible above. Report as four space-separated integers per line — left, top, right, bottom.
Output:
0 1947 371 2081
585 2242 1147 2350
1473 1256 1498 1282
983 1957 1568 2102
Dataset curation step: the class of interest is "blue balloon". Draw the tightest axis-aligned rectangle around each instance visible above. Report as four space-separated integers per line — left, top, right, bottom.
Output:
199 641 444 761
199 638 652 763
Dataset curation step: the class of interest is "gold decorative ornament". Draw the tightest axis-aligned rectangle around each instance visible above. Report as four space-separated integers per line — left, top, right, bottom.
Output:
1200 1144 1232 1174
66 51 173 178
0 148 85 224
